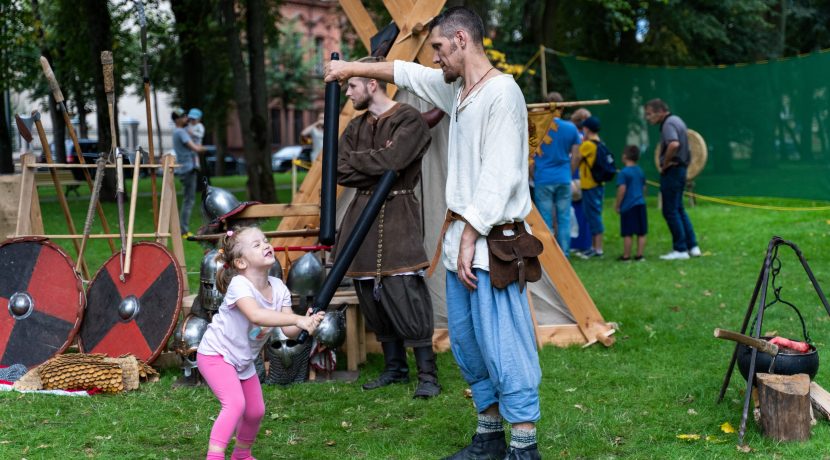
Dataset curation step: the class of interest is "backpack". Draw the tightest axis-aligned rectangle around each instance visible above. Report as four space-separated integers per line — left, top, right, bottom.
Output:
586 140 616 183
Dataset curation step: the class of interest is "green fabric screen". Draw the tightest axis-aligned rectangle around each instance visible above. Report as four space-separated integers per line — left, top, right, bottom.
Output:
558 51 830 201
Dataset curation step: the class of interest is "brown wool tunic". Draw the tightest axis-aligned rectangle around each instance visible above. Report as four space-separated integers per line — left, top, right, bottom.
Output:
334 103 432 277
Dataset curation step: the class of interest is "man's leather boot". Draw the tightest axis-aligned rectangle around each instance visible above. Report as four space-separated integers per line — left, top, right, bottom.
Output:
504 444 541 460
412 346 441 398
362 340 409 390
441 431 507 460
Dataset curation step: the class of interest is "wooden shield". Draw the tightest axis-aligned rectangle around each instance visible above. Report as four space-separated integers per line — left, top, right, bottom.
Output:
78 242 182 363
653 128 708 180
0 237 85 368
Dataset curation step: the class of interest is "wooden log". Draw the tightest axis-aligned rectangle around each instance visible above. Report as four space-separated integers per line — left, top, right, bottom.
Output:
810 381 830 420
757 373 811 441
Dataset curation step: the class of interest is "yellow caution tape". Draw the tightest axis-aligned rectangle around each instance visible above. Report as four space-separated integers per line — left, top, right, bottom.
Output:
645 180 830 211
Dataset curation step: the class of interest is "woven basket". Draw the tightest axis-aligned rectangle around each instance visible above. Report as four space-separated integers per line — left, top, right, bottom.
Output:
105 356 140 391
12 368 43 391
39 354 124 393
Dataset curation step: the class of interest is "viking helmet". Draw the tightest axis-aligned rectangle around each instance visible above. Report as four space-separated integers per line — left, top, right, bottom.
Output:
201 183 241 223
286 252 324 297
266 329 307 369
173 315 210 377
315 306 347 349
265 329 311 385
198 249 224 311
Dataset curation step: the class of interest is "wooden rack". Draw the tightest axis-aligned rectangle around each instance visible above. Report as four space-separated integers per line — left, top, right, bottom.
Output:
12 152 189 294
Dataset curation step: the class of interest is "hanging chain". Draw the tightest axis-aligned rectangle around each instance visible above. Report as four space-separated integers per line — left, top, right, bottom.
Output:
750 244 812 343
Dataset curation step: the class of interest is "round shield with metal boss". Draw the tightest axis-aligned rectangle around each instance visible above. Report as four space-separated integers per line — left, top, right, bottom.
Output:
78 242 182 363
0 238 85 368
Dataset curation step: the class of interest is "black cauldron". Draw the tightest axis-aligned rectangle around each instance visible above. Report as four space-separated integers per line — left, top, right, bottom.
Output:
736 336 819 381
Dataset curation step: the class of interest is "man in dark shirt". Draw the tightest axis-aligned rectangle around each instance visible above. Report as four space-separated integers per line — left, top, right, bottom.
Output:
335 58 440 399
644 99 701 260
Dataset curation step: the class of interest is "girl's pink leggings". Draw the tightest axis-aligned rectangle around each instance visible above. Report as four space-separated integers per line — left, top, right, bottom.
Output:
197 353 265 451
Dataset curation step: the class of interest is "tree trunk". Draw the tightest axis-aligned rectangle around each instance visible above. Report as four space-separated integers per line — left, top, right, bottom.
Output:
30 0 66 163
0 90 13 174
221 0 270 202
170 0 210 110
757 373 811 441
246 0 276 203
79 0 117 201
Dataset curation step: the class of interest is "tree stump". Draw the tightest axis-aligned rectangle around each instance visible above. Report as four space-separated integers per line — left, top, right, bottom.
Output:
757 373 811 441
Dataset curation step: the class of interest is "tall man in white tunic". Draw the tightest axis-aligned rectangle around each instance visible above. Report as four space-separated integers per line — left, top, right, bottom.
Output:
326 7 541 460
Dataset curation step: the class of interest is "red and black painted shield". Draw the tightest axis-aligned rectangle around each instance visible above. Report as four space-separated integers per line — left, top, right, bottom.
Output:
78 242 182 363
0 237 85 368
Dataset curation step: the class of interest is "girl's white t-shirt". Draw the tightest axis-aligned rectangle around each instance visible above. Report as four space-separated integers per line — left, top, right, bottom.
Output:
198 275 292 379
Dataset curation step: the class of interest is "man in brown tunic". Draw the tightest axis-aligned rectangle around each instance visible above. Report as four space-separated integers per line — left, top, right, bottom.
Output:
334 62 439 398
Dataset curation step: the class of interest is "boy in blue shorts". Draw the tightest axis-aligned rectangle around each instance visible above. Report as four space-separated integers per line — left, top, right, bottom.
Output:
614 145 647 261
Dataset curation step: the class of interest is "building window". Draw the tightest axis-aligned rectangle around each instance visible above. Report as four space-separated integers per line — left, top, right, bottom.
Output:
314 37 325 76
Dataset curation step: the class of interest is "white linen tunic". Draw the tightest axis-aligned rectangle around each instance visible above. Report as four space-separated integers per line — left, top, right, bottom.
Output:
394 60 532 272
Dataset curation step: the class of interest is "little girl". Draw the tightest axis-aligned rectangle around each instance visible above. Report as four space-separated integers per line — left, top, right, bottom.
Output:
197 225 325 460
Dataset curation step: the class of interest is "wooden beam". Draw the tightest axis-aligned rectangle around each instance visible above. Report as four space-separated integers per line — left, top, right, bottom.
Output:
525 204 615 346
339 0 378 52
235 203 322 219
16 153 37 236
383 0 415 26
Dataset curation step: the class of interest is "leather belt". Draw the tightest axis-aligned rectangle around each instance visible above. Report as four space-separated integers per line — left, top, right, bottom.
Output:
426 210 468 277
357 189 414 196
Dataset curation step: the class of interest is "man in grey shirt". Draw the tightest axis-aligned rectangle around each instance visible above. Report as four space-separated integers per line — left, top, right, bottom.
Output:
172 108 206 236
644 99 701 260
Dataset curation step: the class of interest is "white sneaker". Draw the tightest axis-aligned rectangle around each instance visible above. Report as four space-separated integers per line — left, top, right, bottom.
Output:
660 250 690 260
689 246 702 257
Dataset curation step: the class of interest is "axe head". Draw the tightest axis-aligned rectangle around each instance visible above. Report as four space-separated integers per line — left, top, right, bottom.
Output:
15 115 33 143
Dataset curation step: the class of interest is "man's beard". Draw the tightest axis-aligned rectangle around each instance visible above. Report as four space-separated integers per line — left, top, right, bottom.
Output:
441 41 460 83
352 96 369 111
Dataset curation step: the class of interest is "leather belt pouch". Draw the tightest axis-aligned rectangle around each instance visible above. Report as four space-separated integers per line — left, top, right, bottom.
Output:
486 222 543 291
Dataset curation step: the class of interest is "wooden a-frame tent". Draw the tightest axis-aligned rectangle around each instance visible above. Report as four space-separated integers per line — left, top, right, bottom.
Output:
268 0 616 348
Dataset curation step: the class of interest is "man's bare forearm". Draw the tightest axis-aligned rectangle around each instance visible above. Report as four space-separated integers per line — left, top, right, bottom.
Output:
326 60 395 83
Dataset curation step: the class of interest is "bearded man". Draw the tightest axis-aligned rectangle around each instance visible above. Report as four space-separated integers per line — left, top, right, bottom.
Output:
334 57 440 399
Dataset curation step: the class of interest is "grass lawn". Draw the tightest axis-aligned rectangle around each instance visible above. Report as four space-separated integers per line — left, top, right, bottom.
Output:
2 174 830 459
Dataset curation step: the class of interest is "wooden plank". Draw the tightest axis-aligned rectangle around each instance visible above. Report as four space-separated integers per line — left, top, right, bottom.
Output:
10 233 172 240
166 174 188 297
0 176 20 239
383 0 415 26
235 203 321 219
525 204 615 346
156 154 176 245
16 153 37 236
345 304 360 371
810 381 830 420
338 0 378 51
